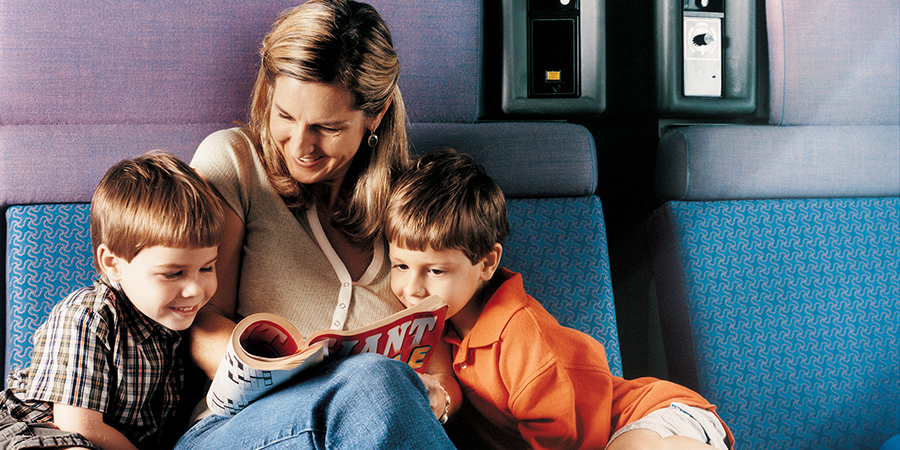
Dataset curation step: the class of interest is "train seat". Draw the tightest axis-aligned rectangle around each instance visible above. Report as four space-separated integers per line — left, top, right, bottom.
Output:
1 0 620 392
649 0 899 448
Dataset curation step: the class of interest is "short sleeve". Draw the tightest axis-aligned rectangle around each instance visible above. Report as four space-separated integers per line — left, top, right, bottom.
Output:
502 311 615 449
191 127 260 224
25 304 113 413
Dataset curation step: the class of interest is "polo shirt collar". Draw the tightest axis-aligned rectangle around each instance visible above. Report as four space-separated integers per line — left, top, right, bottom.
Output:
450 268 527 349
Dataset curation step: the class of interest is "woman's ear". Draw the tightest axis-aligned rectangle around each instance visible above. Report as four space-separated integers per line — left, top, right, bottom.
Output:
479 243 503 282
96 244 124 281
366 94 394 132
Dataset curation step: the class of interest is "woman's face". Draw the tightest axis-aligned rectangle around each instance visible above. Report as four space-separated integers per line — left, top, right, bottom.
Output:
269 77 375 190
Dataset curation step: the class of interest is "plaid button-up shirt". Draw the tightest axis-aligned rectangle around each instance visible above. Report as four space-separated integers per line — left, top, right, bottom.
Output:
5 276 184 449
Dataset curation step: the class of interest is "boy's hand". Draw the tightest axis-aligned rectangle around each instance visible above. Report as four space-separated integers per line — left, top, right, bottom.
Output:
53 403 141 450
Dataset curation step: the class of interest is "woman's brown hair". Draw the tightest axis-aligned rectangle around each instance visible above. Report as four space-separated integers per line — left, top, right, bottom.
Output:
248 0 409 245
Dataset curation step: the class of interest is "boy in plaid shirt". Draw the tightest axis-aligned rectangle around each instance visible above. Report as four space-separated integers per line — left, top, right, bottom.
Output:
1 152 224 450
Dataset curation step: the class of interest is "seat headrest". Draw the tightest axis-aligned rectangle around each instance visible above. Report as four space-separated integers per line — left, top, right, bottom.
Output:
409 123 597 199
656 125 900 200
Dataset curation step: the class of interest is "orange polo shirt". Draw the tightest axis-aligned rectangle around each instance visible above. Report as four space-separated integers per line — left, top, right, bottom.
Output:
445 268 733 450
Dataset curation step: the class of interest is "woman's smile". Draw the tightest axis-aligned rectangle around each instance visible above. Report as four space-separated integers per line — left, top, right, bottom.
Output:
269 77 370 188
292 152 327 169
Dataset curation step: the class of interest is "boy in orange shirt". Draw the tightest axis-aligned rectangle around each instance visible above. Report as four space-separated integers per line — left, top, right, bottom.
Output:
386 149 734 450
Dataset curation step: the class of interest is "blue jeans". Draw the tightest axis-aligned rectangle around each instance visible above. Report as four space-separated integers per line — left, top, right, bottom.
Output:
175 353 456 449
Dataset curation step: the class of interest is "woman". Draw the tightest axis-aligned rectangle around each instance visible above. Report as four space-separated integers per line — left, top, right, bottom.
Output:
175 1 458 448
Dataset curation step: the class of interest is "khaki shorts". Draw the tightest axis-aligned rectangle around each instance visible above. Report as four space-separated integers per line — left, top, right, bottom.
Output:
607 402 730 450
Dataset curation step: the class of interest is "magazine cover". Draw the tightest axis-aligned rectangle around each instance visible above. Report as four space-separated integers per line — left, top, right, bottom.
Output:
207 295 447 416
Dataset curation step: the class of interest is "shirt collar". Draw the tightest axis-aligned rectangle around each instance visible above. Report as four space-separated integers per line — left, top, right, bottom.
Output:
448 268 526 349
99 276 181 345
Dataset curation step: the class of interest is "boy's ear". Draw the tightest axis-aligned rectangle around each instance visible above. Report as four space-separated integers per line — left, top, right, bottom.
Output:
96 244 124 281
479 243 503 281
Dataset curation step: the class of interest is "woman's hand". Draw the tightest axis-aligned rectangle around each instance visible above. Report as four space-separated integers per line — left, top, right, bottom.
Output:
418 372 450 421
188 199 244 379
421 339 461 422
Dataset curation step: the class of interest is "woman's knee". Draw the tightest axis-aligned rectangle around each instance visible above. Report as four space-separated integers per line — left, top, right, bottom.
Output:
333 353 426 396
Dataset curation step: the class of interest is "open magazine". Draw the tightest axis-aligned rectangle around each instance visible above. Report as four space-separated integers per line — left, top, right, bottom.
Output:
206 295 448 416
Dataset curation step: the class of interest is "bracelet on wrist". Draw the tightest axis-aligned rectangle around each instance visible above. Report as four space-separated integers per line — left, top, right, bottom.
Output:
436 383 450 425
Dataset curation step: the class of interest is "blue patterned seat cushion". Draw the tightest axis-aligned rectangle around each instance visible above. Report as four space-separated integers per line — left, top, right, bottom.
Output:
6 197 621 379
506 196 621 376
5 204 95 377
650 197 900 450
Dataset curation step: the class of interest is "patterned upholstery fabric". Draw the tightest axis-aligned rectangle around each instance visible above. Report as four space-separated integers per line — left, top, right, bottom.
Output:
5 204 95 376
649 197 900 449
506 197 621 376
652 1 899 444
6 197 623 380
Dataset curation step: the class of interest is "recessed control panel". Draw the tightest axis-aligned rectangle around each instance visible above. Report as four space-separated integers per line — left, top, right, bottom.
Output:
655 0 757 116
502 0 605 115
683 0 724 97
528 0 579 97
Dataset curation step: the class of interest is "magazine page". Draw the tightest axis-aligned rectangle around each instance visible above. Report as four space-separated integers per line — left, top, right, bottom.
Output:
206 296 447 416
206 315 327 416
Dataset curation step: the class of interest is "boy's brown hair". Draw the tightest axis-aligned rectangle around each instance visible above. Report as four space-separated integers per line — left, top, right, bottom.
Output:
386 148 509 264
90 151 225 271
